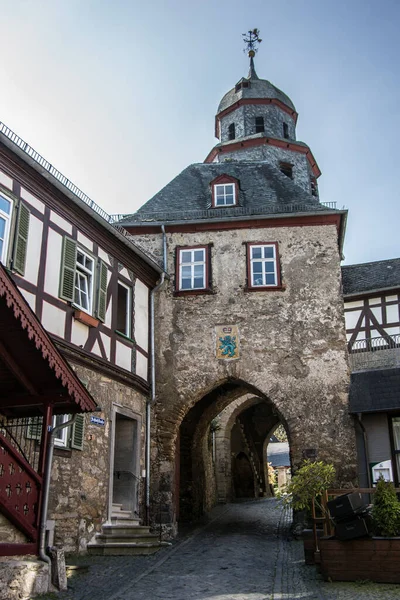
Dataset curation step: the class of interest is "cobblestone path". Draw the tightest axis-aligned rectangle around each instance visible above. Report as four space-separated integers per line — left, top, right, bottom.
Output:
59 499 399 600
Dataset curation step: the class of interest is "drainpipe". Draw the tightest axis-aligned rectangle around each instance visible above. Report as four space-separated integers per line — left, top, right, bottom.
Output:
146 224 167 524
356 413 372 490
39 413 78 567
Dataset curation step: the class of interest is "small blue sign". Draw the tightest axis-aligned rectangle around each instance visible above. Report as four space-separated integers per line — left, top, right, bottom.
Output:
90 416 105 426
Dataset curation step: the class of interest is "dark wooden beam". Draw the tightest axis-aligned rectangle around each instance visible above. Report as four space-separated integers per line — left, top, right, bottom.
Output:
0 339 38 394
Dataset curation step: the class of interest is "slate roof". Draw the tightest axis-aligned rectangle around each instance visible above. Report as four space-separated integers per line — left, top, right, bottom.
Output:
218 77 296 114
119 162 334 225
349 368 400 413
267 442 290 467
341 258 400 296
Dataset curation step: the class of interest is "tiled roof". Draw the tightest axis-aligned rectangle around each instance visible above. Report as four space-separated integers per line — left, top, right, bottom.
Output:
342 258 400 296
267 442 290 467
119 162 333 225
349 368 400 413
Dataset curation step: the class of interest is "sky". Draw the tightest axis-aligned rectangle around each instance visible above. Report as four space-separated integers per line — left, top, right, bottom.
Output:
0 0 399 265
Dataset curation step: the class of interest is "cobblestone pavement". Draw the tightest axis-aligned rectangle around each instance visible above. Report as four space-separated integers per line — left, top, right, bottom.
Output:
50 499 399 600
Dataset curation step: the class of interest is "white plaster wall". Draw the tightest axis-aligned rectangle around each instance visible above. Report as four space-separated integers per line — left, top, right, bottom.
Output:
44 229 63 298
41 301 66 338
98 248 111 265
134 279 149 352
21 188 45 214
0 170 12 190
19 288 36 312
115 341 132 372
387 304 400 323
100 332 110 360
24 215 43 286
50 210 72 234
71 320 89 347
136 353 148 380
120 267 130 280
91 340 102 358
77 231 93 252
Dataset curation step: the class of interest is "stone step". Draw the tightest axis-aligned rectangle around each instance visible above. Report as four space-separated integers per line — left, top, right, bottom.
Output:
110 517 140 526
87 541 168 556
102 524 149 536
111 510 132 519
94 532 160 544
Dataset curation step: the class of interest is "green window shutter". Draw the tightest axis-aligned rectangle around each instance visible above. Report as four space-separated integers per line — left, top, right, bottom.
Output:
71 414 85 450
59 236 77 302
13 202 30 275
26 416 43 440
96 260 108 322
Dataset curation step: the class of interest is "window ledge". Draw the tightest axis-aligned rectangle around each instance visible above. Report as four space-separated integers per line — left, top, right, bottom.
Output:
74 310 99 328
245 285 286 293
174 288 214 297
115 330 135 344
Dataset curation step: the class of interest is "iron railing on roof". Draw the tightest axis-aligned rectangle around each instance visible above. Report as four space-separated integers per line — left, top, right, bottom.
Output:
112 201 337 224
348 334 400 371
0 121 135 243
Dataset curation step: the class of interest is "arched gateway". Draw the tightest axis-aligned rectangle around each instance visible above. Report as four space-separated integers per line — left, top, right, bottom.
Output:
123 41 358 535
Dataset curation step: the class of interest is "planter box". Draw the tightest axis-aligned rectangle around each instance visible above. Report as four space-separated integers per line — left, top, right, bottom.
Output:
319 536 400 583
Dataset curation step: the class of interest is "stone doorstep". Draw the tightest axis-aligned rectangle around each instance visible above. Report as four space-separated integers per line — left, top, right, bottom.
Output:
87 542 169 556
94 533 161 544
102 524 155 535
110 518 141 526
111 510 132 518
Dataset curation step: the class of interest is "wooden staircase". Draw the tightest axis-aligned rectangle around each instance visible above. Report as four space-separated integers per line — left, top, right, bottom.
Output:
87 504 167 556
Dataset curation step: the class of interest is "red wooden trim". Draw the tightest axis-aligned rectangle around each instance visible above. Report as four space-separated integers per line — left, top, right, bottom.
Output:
38 404 52 478
0 543 38 556
0 501 37 541
126 214 342 236
74 310 99 328
215 97 298 137
0 434 43 486
246 241 282 290
204 136 321 178
210 175 239 208
0 263 97 413
175 245 211 293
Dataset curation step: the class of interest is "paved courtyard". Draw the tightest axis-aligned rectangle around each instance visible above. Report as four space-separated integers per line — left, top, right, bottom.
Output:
52 499 399 600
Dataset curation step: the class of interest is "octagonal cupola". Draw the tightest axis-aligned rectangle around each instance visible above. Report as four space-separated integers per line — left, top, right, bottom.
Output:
215 52 298 144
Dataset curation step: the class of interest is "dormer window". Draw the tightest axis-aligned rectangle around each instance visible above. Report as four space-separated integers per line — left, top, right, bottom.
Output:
255 116 264 134
311 177 318 197
211 175 239 208
235 81 250 92
283 122 289 139
214 184 235 206
279 162 293 179
228 123 235 140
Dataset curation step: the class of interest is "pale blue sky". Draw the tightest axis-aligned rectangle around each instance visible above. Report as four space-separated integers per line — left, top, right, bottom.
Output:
1 0 399 264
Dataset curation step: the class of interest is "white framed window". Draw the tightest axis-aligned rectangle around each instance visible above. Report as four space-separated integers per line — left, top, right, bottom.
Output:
74 248 95 313
53 414 70 448
248 243 280 288
177 247 208 291
0 194 13 265
116 281 132 337
214 183 236 207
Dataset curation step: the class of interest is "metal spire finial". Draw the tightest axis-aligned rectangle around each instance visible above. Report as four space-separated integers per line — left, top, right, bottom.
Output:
242 28 262 79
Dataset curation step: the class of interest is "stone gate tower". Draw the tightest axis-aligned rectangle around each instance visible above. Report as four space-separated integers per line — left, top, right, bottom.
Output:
121 38 357 534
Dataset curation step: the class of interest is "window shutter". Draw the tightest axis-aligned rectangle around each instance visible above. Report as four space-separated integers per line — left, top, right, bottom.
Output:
71 414 85 450
13 202 30 275
96 260 108 322
59 236 77 302
26 416 43 440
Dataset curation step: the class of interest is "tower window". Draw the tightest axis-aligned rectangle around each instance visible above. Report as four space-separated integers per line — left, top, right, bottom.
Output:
279 162 293 179
255 117 264 133
283 123 289 139
311 177 318 197
228 123 235 140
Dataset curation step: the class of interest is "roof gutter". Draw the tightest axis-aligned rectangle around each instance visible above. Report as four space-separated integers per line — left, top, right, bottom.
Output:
0 134 163 275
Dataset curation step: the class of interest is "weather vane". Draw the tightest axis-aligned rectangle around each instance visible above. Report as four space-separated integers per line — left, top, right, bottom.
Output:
242 28 262 57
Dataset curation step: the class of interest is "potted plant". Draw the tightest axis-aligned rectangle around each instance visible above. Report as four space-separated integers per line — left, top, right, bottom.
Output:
319 478 400 583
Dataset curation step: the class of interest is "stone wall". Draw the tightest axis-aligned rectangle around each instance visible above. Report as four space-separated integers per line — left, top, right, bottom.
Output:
0 557 50 600
217 144 312 194
142 220 356 531
48 362 147 553
0 513 27 544
220 104 296 143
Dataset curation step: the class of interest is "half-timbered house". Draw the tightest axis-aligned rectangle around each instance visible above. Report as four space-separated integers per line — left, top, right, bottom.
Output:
0 120 164 570
343 258 400 487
